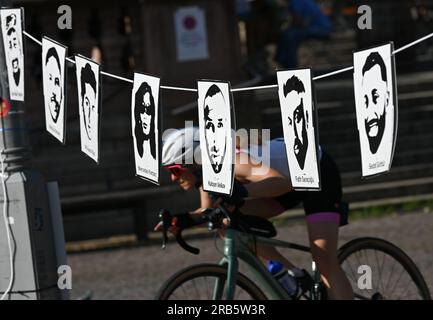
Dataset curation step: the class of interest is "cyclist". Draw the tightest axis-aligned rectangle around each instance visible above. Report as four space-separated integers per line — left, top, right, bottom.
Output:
156 127 353 300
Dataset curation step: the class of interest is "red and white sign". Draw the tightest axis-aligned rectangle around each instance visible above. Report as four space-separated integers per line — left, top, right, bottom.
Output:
174 6 209 62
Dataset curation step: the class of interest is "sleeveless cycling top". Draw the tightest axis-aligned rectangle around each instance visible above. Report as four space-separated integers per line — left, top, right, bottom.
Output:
237 138 322 180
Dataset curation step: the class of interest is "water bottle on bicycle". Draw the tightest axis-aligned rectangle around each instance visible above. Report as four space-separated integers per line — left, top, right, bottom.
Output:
268 260 312 299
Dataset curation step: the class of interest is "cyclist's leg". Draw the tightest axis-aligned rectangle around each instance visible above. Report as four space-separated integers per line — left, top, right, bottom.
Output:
302 150 353 299
306 218 353 300
242 197 285 220
241 197 298 270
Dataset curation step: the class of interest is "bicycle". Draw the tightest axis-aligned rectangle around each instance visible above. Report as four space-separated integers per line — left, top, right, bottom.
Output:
155 203 431 300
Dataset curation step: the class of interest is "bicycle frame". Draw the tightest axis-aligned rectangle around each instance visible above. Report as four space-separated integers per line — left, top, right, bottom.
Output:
214 228 312 300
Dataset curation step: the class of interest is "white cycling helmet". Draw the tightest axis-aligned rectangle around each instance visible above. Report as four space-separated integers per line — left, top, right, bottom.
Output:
161 127 201 166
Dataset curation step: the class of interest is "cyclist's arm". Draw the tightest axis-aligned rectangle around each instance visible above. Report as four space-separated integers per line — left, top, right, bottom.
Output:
235 153 293 198
154 187 211 233
199 185 213 209
188 186 213 215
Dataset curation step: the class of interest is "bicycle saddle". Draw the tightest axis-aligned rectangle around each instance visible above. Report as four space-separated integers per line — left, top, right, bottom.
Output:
232 212 277 238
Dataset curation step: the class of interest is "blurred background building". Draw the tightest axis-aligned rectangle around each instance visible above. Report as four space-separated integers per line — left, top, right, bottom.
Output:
15 0 433 242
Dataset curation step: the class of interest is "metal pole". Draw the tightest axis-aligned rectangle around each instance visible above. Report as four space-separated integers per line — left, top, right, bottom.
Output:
0 0 65 300
0 0 31 172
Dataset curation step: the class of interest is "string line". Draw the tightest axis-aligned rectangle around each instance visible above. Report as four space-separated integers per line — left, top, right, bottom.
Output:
22 30 433 92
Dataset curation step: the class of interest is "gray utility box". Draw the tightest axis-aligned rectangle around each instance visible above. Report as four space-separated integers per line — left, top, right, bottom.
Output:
0 172 66 300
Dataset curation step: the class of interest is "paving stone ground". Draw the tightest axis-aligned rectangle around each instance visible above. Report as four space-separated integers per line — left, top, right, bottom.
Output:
67 210 433 300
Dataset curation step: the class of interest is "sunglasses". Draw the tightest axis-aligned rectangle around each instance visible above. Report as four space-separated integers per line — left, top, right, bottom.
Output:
164 164 189 177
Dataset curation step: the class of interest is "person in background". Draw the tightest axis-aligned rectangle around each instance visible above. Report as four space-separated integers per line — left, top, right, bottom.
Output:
275 0 332 69
242 0 282 77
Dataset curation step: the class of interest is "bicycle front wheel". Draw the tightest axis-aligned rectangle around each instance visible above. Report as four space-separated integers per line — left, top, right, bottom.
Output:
338 237 431 300
155 264 268 300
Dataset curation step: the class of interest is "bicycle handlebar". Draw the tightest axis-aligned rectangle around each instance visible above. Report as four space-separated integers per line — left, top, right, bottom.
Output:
158 209 171 250
157 203 232 255
175 232 200 255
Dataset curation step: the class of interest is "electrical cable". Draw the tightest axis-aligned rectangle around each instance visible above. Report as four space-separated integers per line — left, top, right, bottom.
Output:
0 284 58 297
0 151 14 300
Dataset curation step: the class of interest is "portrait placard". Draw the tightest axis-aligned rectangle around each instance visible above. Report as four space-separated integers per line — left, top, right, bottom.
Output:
75 55 101 163
42 37 67 143
197 80 235 195
1 8 25 101
277 68 321 190
353 42 398 177
131 73 160 185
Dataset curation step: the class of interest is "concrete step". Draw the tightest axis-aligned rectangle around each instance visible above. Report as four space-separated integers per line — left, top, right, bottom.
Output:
276 192 433 221
343 176 433 203
341 163 433 187
320 115 433 144
334 147 433 173
322 132 433 161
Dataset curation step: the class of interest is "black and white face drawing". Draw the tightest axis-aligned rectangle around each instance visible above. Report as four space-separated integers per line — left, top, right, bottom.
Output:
204 84 227 174
134 82 156 159
7 21 20 86
361 52 389 154
1 9 25 101
354 43 397 177
75 55 101 163
80 63 97 141
198 81 234 195
283 76 309 169
277 69 320 190
45 48 62 123
5 12 16 28
42 37 67 143
131 73 160 185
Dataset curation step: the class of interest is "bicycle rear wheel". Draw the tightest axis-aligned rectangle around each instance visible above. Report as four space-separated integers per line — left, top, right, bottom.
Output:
155 264 267 300
338 237 431 300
